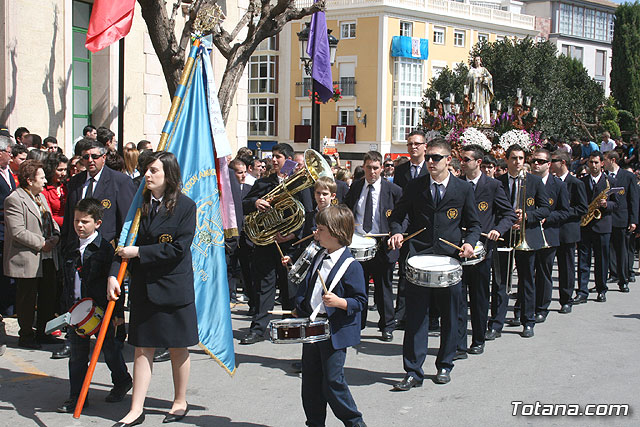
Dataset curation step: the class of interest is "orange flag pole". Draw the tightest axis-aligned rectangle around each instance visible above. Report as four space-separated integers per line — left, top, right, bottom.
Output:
73 259 128 418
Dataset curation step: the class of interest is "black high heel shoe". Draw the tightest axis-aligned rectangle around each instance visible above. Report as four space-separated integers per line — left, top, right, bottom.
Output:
163 404 189 423
112 412 145 427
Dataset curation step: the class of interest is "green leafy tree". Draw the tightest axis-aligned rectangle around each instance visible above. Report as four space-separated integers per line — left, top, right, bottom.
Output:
422 38 605 139
611 2 640 117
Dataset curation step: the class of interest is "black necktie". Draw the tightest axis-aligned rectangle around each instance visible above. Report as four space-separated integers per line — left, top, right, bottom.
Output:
433 183 442 206
510 177 517 206
150 199 160 221
363 184 373 233
411 165 417 179
84 178 95 199
471 181 476 191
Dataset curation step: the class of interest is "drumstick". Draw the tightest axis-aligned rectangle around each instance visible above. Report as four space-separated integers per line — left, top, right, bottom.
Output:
269 310 293 315
316 268 329 293
439 237 477 258
401 227 427 244
461 227 505 242
292 234 314 246
363 233 409 238
274 241 291 269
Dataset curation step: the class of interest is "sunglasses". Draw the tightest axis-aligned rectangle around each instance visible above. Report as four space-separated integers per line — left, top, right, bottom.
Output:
81 153 104 160
530 158 549 164
550 158 563 163
384 164 394 168
425 154 446 162
407 142 426 147
460 157 476 163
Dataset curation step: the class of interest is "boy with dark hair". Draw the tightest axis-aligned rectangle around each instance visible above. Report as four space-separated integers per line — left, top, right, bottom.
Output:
295 205 367 427
57 198 132 413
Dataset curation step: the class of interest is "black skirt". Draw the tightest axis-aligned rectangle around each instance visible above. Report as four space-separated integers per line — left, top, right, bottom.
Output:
128 285 199 348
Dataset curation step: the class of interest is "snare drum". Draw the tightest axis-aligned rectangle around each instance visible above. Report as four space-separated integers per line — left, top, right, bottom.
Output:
269 318 330 344
461 241 487 266
349 234 377 261
69 298 105 337
288 241 322 285
405 255 462 288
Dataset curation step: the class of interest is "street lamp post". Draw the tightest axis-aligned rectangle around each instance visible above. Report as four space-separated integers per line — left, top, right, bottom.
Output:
297 22 339 153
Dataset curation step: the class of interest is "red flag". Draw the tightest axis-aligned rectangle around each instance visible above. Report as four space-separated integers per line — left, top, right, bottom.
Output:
85 0 136 53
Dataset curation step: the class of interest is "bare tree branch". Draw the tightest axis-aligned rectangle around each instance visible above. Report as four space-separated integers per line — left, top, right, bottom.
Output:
169 0 180 30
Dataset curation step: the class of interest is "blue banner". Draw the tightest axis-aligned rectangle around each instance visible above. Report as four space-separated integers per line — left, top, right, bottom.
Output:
391 36 428 60
118 45 235 375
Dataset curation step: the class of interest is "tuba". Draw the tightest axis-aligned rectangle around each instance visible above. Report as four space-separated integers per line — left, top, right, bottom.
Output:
514 169 533 251
244 149 332 246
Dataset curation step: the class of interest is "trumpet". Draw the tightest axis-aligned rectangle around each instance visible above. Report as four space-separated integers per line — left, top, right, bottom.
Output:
513 170 533 252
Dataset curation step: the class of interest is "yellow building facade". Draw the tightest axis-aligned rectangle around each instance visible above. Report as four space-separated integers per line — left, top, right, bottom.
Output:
256 0 539 162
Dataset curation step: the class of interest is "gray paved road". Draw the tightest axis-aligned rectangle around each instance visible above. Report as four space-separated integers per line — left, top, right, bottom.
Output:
2 276 639 426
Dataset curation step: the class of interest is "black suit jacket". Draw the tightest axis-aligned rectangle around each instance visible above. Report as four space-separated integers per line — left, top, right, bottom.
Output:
462 174 516 239
62 232 123 315
62 166 136 248
393 160 427 190
335 179 349 203
610 168 639 227
0 171 16 241
539 175 570 247
344 178 403 263
497 173 550 250
389 173 482 258
111 193 197 307
558 173 588 244
580 174 617 234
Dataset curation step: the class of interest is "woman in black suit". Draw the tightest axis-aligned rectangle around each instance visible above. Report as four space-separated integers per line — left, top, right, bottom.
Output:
108 151 197 426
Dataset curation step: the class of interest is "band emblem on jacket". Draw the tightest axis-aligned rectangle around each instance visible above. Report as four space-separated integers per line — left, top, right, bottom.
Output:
478 201 488 212
386 209 392 218
548 198 554 206
619 189 625 195
159 234 173 243
447 208 458 220
526 197 534 207
102 199 111 209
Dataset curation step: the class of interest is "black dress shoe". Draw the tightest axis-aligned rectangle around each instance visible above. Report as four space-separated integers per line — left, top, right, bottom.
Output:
163 405 189 423
153 348 171 362
57 398 88 413
291 361 302 373
453 350 468 360
428 321 440 332
434 369 451 384
484 329 501 341
240 332 263 345
596 292 607 302
535 313 547 324
572 295 588 305
51 344 71 359
521 326 534 338
467 344 484 355
559 304 572 314
112 413 145 427
619 283 630 293
247 307 257 316
629 275 636 283
394 319 405 330
106 379 133 402
392 375 422 391
380 331 393 342
589 286 598 293
506 318 521 327
368 304 378 312
18 338 42 349
607 276 618 284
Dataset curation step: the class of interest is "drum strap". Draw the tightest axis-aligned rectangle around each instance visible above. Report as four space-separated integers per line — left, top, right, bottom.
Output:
310 258 354 321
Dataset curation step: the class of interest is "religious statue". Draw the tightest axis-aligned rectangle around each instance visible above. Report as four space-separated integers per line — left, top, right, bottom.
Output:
467 56 493 124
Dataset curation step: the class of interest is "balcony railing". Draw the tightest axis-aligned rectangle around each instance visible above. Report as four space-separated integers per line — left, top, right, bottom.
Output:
335 78 356 96
296 78 357 97
294 0 535 30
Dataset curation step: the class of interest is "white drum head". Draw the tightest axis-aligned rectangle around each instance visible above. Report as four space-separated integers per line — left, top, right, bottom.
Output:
407 255 461 272
69 299 92 324
350 234 376 248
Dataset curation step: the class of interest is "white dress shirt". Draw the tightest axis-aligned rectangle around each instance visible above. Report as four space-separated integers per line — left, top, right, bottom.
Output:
82 167 104 198
74 231 99 300
309 247 346 315
355 178 382 235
